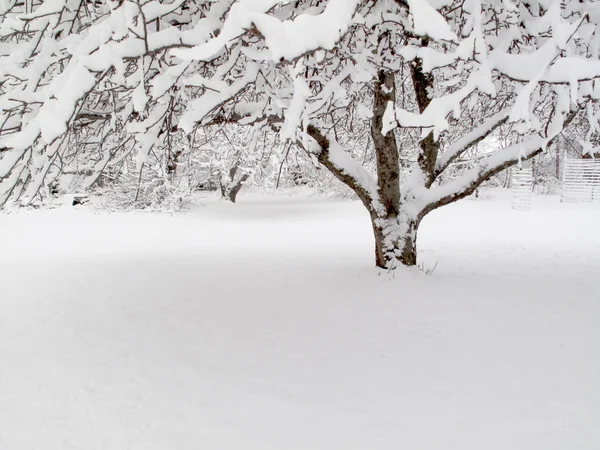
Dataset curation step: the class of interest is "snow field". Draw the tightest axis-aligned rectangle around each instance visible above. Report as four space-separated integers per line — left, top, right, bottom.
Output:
0 194 598 450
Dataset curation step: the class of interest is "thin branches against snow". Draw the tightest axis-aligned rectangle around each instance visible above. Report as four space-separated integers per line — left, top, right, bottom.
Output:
434 108 511 177
0 0 600 219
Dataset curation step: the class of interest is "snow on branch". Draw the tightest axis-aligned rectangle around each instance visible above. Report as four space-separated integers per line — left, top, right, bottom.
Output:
173 0 360 63
384 68 494 138
1 0 599 210
422 135 546 213
434 108 510 177
178 64 260 133
304 124 378 209
405 0 456 42
421 104 583 213
251 0 361 62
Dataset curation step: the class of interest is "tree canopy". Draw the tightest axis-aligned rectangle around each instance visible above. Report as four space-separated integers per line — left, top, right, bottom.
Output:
1 0 599 266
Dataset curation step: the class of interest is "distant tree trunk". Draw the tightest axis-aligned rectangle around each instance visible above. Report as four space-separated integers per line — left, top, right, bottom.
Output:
531 157 537 190
166 148 183 182
220 165 249 203
555 143 561 179
504 168 511 188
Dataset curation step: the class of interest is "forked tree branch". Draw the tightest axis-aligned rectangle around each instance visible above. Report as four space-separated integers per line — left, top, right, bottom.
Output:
433 108 511 180
304 124 376 211
422 106 582 216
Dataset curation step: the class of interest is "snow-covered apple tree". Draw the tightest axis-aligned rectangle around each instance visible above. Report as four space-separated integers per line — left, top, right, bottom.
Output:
2 0 600 268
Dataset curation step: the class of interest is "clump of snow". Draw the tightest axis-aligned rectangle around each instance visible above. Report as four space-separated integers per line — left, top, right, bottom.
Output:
407 0 457 41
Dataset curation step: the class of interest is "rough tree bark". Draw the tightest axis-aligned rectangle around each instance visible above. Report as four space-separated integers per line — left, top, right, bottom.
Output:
370 69 418 267
220 165 249 203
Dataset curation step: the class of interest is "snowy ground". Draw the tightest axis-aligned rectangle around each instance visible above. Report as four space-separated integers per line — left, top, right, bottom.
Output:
0 192 598 450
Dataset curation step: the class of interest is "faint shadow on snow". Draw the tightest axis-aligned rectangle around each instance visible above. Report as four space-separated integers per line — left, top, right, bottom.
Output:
0 195 599 450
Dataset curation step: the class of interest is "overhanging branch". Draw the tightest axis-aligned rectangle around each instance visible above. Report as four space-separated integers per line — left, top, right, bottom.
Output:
304 124 376 211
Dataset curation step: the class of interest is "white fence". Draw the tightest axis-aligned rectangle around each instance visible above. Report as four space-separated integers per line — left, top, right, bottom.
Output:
512 167 533 210
561 158 600 202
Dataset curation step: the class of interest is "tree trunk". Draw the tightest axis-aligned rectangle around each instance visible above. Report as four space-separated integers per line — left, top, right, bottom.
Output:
166 148 183 183
220 166 249 203
369 69 409 268
370 213 419 268
307 69 419 270
555 143 560 180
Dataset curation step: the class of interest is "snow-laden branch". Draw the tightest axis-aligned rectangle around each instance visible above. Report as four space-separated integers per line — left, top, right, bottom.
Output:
178 64 260 133
422 135 546 213
405 0 456 42
0 2 201 182
304 124 378 210
434 108 510 177
0 0 598 216
403 8 593 85
384 67 495 138
173 0 360 63
416 102 583 216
